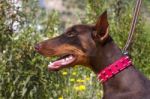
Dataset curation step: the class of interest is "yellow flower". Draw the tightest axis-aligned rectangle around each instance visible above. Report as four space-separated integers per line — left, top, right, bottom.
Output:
74 85 86 91
79 85 86 91
72 72 77 75
62 71 67 75
70 78 75 82
58 96 63 99
77 79 85 83
86 77 90 81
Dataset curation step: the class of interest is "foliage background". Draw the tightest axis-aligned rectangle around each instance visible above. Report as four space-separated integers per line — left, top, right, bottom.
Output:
0 0 150 99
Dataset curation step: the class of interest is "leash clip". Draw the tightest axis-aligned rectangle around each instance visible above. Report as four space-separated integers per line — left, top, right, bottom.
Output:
122 51 131 58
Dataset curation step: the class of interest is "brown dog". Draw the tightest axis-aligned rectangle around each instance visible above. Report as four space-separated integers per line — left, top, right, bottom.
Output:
35 11 150 99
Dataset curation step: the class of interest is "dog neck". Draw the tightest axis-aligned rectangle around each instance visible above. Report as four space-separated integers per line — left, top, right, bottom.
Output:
90 38 147 95
90 38 123 73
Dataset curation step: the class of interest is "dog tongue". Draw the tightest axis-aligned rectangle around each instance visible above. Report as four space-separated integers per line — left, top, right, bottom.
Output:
48 55 75 69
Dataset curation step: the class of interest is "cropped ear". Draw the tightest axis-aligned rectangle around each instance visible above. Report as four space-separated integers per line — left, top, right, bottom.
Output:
93 11 109 43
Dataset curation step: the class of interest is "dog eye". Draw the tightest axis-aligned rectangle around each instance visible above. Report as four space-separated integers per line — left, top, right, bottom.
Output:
66 32 77 37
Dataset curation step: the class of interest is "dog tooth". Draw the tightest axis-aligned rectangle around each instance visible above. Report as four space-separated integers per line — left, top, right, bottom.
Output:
49 62 52 65
66 58 69 61
49 62 53 66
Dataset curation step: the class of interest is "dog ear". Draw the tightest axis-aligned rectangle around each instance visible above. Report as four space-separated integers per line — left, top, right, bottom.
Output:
93 11 109 43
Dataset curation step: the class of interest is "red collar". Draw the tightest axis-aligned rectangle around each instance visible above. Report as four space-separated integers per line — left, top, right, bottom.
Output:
97 56 132 83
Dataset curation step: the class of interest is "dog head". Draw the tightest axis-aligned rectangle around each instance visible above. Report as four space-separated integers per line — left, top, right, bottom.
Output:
35 11 110 71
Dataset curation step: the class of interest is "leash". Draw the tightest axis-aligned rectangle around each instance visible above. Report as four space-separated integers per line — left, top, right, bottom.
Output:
123 0 142 52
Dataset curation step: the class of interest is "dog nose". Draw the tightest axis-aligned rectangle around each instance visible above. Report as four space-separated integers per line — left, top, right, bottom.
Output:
34 44 41 51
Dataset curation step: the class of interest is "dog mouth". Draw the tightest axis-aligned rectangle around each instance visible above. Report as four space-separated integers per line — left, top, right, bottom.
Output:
48 54 76 70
